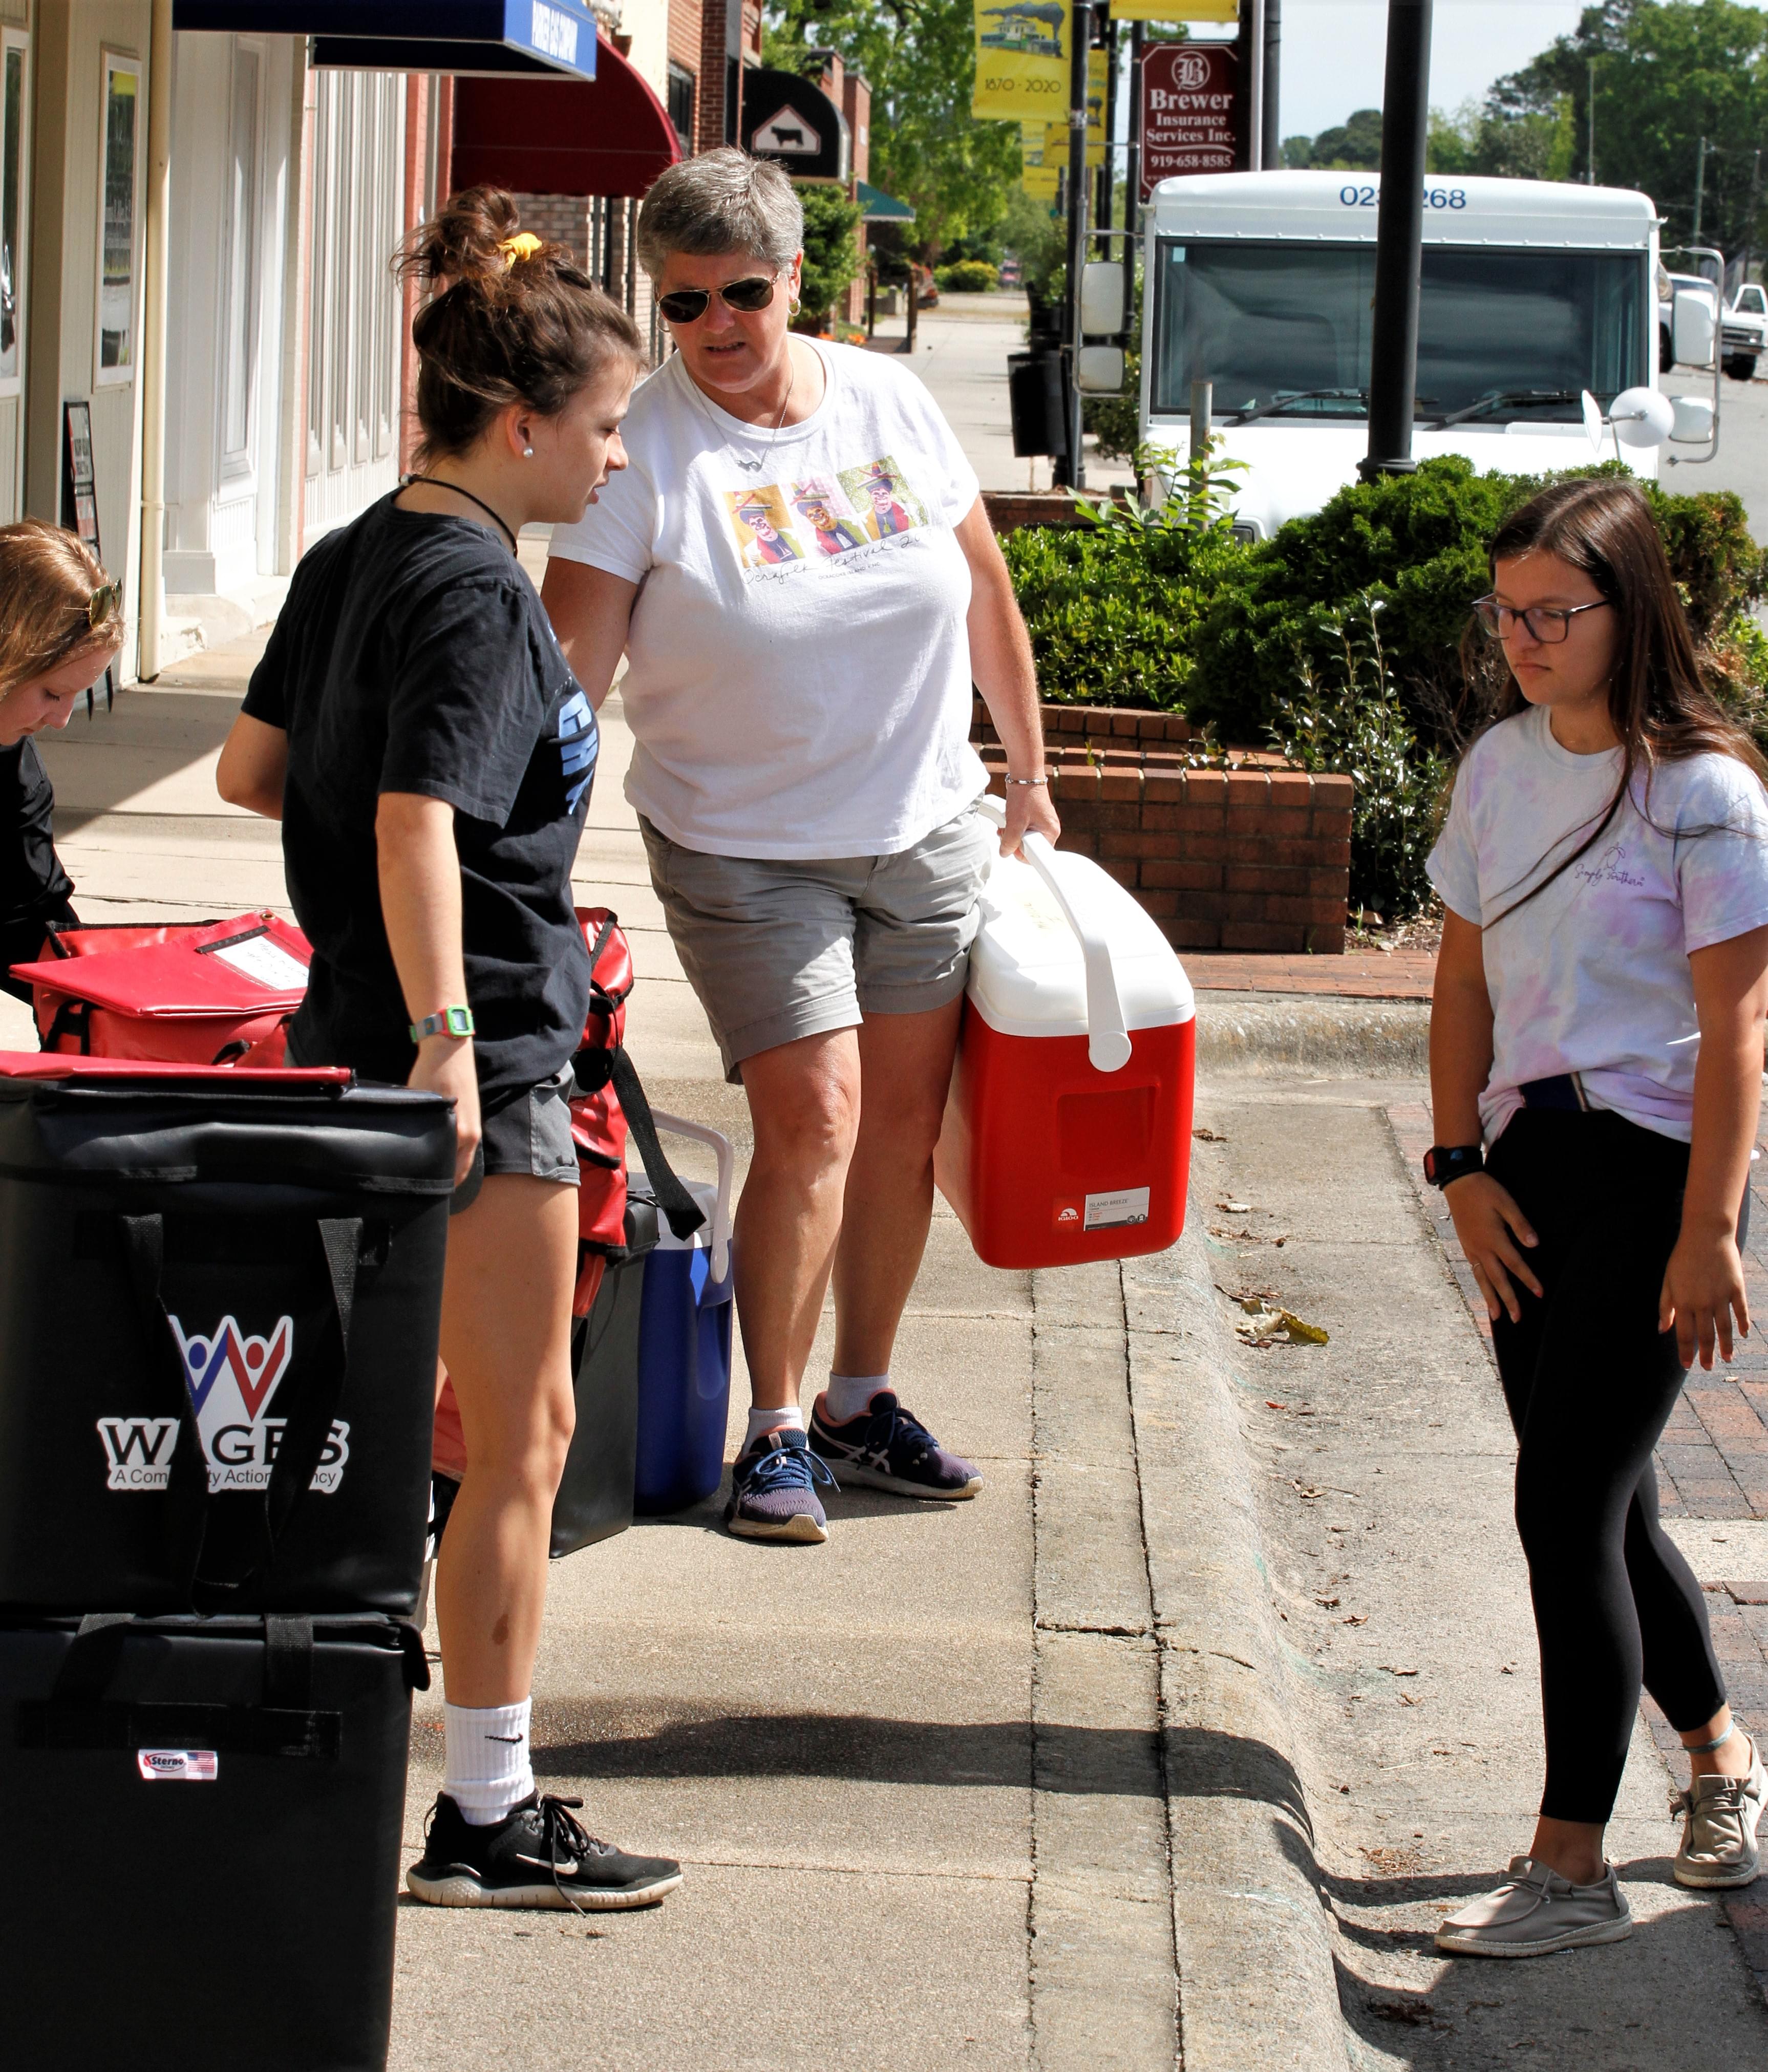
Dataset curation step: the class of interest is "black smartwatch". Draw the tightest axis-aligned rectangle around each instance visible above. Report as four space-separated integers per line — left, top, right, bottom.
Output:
1423 1144 1484 1189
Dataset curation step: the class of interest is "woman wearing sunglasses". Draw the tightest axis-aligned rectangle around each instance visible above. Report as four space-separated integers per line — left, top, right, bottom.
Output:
543 149 1053 1545
1425 476 1768 1957
0 522 124 1002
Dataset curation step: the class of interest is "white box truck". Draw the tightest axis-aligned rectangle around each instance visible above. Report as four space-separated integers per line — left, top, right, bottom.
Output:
1138 172 1679 539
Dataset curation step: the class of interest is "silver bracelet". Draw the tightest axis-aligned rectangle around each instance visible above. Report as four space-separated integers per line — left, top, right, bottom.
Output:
1004 773 1051 786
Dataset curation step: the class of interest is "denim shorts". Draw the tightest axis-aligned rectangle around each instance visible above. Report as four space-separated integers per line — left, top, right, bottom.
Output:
640 807 993 1082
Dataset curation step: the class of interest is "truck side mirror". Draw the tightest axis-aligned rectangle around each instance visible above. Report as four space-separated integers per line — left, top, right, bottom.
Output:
1670 394 1715 443
1672 290 1717 369
1076 345 1126 394
1080 261 1125 337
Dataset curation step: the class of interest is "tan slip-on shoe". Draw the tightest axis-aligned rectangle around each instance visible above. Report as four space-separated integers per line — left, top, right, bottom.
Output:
1674 1734 1768 1889
1436 1856 1633 1958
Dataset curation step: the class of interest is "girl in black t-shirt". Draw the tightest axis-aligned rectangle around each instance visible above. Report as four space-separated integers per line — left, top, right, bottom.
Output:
219 191 681 1911
0 521 124 999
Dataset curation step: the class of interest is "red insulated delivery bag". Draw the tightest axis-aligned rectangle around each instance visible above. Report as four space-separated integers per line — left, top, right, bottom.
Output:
12 911 311 1066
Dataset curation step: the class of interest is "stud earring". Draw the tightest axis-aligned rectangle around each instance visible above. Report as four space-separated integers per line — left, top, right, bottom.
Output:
522 445 535 458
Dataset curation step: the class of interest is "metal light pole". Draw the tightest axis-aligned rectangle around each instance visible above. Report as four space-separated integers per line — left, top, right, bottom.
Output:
1360 0 1433 480
1236 0 1265 169
1694 135 1709 245
1262 0 1283 171
1057 0 1094 491
1586 58 1595 184
1126 18 1144 242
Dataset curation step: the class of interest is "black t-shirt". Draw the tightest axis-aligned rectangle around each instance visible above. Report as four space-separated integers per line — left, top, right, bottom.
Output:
0 738 74 924
242 495 596 1103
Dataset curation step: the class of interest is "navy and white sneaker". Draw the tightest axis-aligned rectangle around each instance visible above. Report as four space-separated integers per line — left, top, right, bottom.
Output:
810 1390 983 1501
407 1791 681 1911
725 1427 837 1543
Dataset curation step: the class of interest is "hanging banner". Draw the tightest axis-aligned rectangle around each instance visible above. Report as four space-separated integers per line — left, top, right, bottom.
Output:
1139 40 1237 198
973 0 1070 122
1109 0 1237 16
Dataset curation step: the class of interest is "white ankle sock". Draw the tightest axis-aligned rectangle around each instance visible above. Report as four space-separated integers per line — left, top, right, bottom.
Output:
825 1372 889 1423
444 1698 535 1826
744 1403 804 1451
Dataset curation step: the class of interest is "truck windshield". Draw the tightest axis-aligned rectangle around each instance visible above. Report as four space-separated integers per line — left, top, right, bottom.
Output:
1150 241 1647 421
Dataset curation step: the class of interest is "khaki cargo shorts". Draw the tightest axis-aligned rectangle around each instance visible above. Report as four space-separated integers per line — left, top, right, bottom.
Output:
639 807 993 1082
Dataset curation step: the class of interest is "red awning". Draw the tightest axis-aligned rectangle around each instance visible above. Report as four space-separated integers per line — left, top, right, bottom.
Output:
451 32 680 199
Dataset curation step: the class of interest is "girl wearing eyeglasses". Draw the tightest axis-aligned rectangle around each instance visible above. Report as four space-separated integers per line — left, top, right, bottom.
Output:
0 521 124 1004
1424 476 1768 1958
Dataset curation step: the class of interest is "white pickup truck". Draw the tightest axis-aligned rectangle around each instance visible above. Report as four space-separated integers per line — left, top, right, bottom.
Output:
1139 173 1678 540
1721 281 1767 380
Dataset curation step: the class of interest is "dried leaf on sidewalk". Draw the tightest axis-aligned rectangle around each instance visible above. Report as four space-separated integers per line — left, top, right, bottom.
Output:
1216 1200 1252 1213
1231 1298 1329 1347
1194 1126 1228 1141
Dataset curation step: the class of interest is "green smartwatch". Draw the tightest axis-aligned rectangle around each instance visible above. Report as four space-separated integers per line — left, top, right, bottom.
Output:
409 1006 475 1042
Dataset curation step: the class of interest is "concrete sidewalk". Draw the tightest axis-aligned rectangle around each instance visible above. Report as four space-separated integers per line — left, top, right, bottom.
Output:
20 656 1768 2068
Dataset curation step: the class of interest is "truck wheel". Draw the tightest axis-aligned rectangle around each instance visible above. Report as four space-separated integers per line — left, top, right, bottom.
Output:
1724 355 1758 381
1660 324 1674 370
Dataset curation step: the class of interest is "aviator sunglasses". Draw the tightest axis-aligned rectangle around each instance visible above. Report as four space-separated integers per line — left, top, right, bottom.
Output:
655 274 780 324
1472 594 1610 645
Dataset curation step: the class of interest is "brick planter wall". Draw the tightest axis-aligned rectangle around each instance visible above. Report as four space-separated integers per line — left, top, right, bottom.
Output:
972 698 1353 955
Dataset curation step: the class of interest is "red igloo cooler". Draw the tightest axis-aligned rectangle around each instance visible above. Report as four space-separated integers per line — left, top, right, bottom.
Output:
934 814 1195 1269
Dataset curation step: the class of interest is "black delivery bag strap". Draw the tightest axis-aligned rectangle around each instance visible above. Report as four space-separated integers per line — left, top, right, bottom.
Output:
606 1047 705 1243
16 1612 343 1760
118 1212 365 1604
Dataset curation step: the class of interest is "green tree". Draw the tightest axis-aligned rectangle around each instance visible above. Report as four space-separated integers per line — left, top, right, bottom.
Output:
763 0 1021 261
794 181 864 321
1486 2 1768 251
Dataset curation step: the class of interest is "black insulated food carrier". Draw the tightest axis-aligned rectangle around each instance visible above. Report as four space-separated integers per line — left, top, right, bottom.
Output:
0 1062 455 1614
0 1610 427 2071
549 1184 659 1558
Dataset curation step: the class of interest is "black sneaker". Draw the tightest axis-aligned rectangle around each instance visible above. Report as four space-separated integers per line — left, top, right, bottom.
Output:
406 1792 682 1911
810 1390 983 1501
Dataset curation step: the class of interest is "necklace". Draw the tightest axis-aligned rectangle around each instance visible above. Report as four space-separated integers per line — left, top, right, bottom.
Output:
732 354 797 475
400 473 518 553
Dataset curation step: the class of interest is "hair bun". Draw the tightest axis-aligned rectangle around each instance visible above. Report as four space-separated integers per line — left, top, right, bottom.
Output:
397 187 573 299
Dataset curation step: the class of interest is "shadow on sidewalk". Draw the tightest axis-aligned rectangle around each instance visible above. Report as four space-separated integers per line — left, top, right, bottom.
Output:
534 1714 1310 1811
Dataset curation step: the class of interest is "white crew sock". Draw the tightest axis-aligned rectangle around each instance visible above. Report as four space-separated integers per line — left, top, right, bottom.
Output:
744 1403 804 1451
444 1698 535 1826
825 1372 889 1424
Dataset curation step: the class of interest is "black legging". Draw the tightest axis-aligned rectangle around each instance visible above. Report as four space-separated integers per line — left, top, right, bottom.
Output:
1486 1107 1728 1825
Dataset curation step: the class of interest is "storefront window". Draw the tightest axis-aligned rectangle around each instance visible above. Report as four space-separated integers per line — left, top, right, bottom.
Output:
0 35 25 388
96 55 141 382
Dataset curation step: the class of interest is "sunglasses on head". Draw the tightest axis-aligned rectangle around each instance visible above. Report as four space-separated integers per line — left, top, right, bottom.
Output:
656 274 779 325
87 581 121 630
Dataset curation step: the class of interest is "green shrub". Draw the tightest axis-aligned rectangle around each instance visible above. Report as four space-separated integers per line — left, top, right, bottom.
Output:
1183 457 1768 748
1268 600 1450 923
1003 451 1251 710
934 259 999 293
793 183 863 322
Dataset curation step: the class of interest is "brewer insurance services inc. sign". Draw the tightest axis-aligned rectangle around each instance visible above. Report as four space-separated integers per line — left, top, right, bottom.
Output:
1139 44 1238 200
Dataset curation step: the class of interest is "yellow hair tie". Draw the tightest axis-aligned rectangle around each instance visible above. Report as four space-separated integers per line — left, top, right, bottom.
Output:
500 232 543 266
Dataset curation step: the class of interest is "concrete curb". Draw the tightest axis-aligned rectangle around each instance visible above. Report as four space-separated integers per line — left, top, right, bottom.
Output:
1120 1215 1351 2071
1195 993 1429 1077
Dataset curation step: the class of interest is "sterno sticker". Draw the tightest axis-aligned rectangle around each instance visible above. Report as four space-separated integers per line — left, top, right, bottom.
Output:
95 1313 350 1493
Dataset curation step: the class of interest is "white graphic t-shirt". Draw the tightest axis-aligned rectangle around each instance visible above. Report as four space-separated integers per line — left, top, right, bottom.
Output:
1427 703 1768 1144
547 339 987 859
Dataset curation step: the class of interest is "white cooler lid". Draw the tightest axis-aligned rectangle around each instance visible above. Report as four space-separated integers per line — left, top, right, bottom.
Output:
968 847 1195 1041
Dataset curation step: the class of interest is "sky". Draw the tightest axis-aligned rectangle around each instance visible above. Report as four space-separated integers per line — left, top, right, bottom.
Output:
1265 2 1589 141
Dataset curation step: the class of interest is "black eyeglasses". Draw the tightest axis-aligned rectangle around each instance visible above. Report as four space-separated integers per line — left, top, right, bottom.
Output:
1473 594 1610 645
655 275 779 324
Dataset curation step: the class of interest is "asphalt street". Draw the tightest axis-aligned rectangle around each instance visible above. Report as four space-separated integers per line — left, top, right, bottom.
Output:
1660 366 1768 539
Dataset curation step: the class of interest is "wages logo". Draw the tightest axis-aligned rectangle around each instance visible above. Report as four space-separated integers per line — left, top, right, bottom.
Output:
96 1312 351 1494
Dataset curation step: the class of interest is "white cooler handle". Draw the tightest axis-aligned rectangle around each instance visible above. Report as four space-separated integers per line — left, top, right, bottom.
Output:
975 797 1133 1074
647 1109 733 1284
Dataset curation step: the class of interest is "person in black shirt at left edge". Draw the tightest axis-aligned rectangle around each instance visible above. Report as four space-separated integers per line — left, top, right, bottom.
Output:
0 521 125 1002
218 190 683 1913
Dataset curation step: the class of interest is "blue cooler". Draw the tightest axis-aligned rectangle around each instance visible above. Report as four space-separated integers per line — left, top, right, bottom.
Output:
633 1114 734 1516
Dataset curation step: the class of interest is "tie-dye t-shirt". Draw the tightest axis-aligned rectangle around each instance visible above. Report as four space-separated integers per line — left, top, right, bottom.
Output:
547 339 985 859
1428 703 1768 1145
